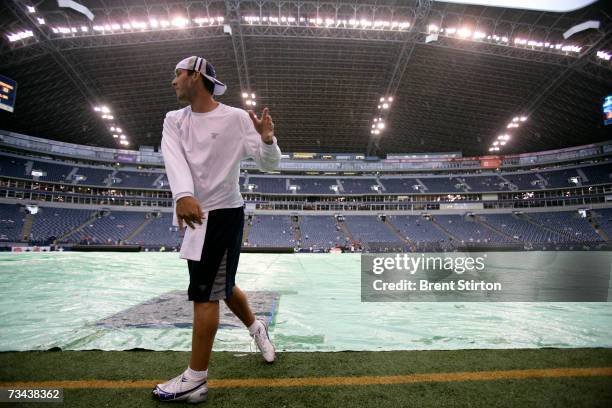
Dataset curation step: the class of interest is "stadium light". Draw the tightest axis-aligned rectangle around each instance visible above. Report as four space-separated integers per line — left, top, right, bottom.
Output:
172 17 189 28
7 30 34 42
597 51 611 61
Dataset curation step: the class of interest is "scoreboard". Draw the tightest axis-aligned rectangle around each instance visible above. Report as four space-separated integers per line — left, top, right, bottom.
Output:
604 95 612 126
0 74 17 113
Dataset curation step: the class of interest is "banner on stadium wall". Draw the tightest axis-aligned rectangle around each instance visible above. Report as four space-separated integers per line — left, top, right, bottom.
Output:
115 153 136 163
11 246 51 252
480 157 501 168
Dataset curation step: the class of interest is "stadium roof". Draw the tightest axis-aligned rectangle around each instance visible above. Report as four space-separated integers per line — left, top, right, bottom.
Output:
0 0 611 157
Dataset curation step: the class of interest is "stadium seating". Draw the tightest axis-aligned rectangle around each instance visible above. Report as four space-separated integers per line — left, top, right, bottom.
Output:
68 211 146 244
31 207 94 243
339 179 378 194
299 216 348 248
501 172 543 190
125 212 182 248
248 177 287 194
527 211 602 242
579 164 611 185
289 178 337 194
72 167 114 186
246 215 296 247
434 214 510 243
379 178 421 194
419 177 464 193
0 204 25 241
0 155 29 179
112 171 162 189
343 216 403 247
478 213 562 244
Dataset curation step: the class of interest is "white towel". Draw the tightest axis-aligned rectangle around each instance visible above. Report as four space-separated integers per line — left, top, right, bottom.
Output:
179 212 209 261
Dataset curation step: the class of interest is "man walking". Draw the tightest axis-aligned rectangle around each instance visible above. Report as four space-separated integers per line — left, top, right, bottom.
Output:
153 56 281 403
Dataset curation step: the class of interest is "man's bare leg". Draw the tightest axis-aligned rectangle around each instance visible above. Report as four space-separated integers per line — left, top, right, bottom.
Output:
225 286 275 362
224 286 256 328
189 300 219 371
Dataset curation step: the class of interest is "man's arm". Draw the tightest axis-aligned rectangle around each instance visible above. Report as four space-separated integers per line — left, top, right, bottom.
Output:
161 112 203 229
241 108 281 172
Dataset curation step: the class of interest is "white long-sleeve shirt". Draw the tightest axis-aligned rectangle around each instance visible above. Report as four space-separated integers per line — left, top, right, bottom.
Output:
161 103 281 259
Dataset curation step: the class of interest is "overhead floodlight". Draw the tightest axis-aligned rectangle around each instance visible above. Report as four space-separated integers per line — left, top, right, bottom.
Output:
382 103 389 109
251 93 256 99
172 17 189 27
500 141 507 145
94 106 101 112
113 134 119 138
379 97 385 102
520 116 527 121
7 30 34 42
116 127 122 132
110 127 116 131
242 92 248 98
597 51 611 61
493 141 499 146
458 28 472 38
81 26 88 32
37 17 45 25
27 5 35 13
120 135 126 140
377 122 385 129
388 97 393 102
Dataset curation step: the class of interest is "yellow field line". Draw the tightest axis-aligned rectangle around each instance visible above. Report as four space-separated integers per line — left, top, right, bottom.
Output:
1 367 612 389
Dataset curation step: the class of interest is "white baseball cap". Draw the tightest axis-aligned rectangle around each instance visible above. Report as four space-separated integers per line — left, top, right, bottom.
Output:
175 56 227 96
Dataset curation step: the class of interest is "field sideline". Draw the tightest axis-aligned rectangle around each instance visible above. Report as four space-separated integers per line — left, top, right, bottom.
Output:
1 348 612 407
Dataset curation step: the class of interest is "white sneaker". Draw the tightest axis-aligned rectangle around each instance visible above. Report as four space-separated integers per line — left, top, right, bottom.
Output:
152 372 208 404
250 319 276 363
